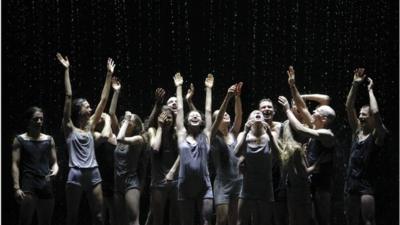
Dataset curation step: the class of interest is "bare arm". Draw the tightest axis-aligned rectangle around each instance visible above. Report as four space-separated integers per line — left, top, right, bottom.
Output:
210 84 236 141
90 58 114 131
174 73 187 144
186 83 197 111
49 137 59 177
116 112 144 145
265 122 282 161
150 112 169 151
231 82 243 136
165 156 180 181
301 94 331 106
279 96 335 147
11 138 21 191
145 88 166 130
234 121 252 157
345 68 365 133
204 74 214 137
57 53 74 136
367 78 387 146
109 77 121 134
287 66 313 127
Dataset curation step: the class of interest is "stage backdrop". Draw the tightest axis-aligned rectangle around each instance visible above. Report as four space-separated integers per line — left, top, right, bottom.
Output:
3 0 398 224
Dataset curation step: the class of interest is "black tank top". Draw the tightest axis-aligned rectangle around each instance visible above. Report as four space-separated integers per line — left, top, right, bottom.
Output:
17 135 52 177
95 141 116 180
307 138 334 176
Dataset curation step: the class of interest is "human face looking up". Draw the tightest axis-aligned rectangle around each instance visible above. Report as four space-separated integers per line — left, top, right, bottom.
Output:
167 97 178 114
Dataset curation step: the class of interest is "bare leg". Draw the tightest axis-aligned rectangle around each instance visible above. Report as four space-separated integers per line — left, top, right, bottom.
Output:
179 199 195 225
345 194 360 225
151 189 166 225
237 199 252 225
216 204 229 225
36 198 55 225
103 196 116 225
273 200 288 225
18 193 37 225
361 194 375 225
66 184 83 225
87 184 104 225
168 187 180 225
145 210 153 225
125 188 141 225
228 198 239 225
200 199 213 225
114 193 127 225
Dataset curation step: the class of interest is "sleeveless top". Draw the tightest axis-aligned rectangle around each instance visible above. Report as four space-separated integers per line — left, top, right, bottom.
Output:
151 135 179 186
114 142 143 176
178 132 211 198
241 137 274 201
17 135 52 177
345 133 380 194
307 138 334 176
66 131 98 168
211 132 242 181
95 141 116 181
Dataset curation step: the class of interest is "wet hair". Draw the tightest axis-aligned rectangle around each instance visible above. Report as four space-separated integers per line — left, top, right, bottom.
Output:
71 98 87 125
184 110 205 131
25 106 43 126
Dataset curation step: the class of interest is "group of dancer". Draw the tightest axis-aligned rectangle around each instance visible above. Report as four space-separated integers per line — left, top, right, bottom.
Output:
11 53 387 225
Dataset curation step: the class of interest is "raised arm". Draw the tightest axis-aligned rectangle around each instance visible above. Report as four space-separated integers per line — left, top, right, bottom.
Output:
90 58 114 130
109 76 121 133
56 53 74 136
150 112 168 151
301 94 331 106
11 138 24 202
231 82 243 136
210 84 236 140
174 73 186 144
116 111 144 145
204 74 214 135
287 66 313 127
367 78 387 146
145 88 166 130
234 121 252 157
345 68 365 132
48 137 59 178
279 96 335 147
186 83 197 111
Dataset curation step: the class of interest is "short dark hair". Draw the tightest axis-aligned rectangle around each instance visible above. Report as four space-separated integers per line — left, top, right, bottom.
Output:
71 98 87 125
25 106 43 126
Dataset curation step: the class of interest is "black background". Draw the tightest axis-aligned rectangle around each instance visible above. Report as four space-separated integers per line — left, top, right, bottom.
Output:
2 0 399 224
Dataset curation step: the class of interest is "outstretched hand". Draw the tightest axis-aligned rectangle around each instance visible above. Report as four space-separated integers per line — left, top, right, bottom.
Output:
278 96 290 111
186 83 195 101
227 84 237 97
158 111 168 127
56 53 70 69
205 74 214 88
124 111 132 121
287 65 295 86
155 88 166 103
173 73 183 87
367 77 374 91
353 68 366 84
107 58 116 74
111 77 121 91
235 82 243 96
245 119 254 132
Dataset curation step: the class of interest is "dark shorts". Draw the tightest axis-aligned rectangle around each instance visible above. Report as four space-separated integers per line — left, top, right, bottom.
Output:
21 174 54 199
310 173 333 193
67 167 102 190
114 174 140 194
213 178 242 205
178 183 213 201
345 178 375 195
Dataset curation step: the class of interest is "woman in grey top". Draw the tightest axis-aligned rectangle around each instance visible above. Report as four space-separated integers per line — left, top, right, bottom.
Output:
57 53 114 225
234 110 279 225
210 82 243 225
173 73 214 225
114 111 146 225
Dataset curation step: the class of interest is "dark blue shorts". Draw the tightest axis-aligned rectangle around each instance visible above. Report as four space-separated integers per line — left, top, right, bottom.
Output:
21 174 54 199
67 167 102 190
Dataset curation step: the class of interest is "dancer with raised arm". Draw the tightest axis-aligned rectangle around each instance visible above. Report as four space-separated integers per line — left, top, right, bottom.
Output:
345 68 387 225
57 53 113 225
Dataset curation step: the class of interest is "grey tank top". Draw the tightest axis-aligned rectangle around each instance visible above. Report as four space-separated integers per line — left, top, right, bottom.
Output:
242 139 274 201
66 130 98 168
211 132 242 181
151 136 179 185
178 133 211 198
114 143 143 176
